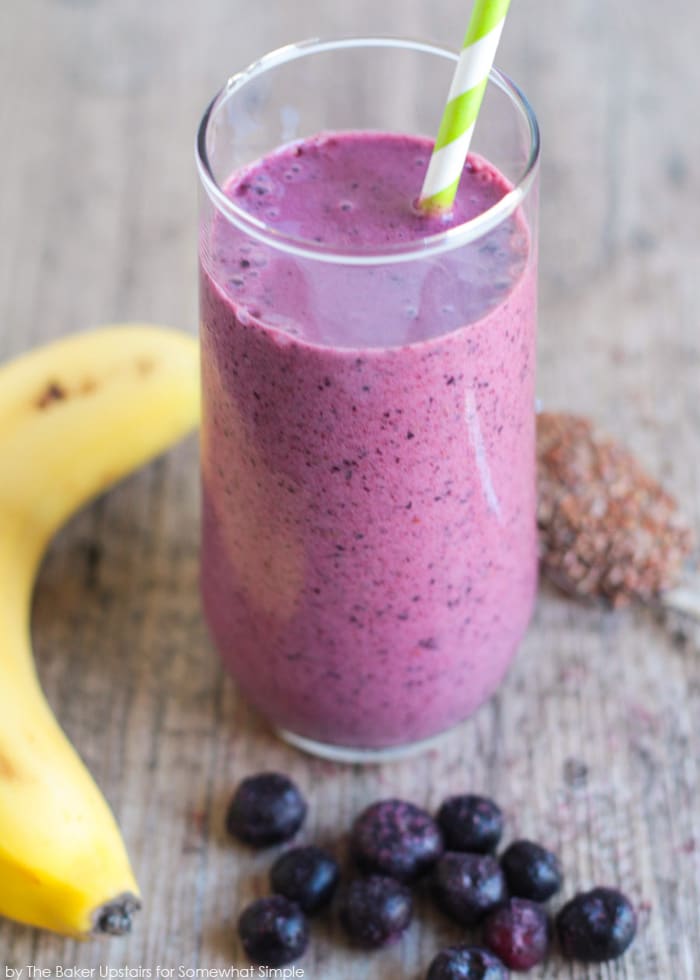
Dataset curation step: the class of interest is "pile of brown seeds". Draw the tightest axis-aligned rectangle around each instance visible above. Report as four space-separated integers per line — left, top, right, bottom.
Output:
536 412 695 607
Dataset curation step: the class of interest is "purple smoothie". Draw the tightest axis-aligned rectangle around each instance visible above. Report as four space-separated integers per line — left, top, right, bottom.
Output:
199 131 537 750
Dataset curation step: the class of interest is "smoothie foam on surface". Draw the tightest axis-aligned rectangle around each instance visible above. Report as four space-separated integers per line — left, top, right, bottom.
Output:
200 131 537 749
204 131 528 348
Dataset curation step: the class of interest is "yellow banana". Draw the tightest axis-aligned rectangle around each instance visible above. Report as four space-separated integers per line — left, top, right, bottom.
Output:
0 324 200 936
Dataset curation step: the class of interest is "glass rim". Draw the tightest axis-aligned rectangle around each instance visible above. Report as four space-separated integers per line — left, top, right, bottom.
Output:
195 35 540 267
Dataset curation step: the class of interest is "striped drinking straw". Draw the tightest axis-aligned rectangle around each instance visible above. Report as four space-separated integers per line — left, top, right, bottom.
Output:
419 0 513 213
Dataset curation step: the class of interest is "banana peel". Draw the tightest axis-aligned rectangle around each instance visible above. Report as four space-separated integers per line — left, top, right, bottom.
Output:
0 324 200 936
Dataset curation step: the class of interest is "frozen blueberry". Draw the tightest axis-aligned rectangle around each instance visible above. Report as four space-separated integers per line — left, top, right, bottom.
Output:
433 852 507 926
426 945 507 979
350 799 444 882
500 839 563 902
483 897 550 970
556 887 637 962
226 773 307 846
238 896 309 966
437 795 504 853
339 875 413 948
270 845 340 914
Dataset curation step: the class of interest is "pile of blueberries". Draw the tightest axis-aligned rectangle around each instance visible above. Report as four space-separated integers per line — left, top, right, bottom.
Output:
228 772 637 976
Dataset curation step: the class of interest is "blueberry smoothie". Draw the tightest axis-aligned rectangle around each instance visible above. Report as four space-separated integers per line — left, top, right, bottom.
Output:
199 132 537 750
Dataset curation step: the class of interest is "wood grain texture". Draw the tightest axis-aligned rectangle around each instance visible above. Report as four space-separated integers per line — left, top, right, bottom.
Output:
1 0 699 977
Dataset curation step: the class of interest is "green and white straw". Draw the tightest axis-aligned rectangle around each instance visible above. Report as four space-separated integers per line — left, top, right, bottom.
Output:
419 0 512 212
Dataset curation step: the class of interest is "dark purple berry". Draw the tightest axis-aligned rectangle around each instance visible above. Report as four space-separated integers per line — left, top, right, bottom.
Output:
426 945 507 979
226 772 307 846
437 795 504 853
483 897 550 970
270 845 340 914
433 852 507 926
556 887 637 962
500 839 563 902
238 896 309 966
339 875 413 948
351 798 444 882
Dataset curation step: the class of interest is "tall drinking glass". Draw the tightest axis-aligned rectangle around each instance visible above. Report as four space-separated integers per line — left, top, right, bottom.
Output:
196 37 540 761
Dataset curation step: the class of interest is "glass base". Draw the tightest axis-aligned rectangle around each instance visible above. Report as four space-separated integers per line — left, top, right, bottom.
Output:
276 724 459 764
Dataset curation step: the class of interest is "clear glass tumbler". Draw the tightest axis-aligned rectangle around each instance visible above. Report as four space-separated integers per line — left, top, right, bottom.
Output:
196 37 540 761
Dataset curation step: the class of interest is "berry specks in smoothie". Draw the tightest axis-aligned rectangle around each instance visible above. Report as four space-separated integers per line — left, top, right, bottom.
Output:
201 131 537 747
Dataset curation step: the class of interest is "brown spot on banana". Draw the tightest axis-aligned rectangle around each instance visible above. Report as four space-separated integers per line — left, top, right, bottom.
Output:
34 357 156 412
135 357 156 375
0 751 19 780
37 377 101 405
36 381 67 409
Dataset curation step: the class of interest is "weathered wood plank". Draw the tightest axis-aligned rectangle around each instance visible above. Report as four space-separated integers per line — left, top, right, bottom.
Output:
0 0 698 977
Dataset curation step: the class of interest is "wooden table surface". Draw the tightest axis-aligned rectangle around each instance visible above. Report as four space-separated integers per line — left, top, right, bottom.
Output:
1 0 699 977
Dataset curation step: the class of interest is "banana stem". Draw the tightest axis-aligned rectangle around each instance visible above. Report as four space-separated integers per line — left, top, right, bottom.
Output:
94 894 142 936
